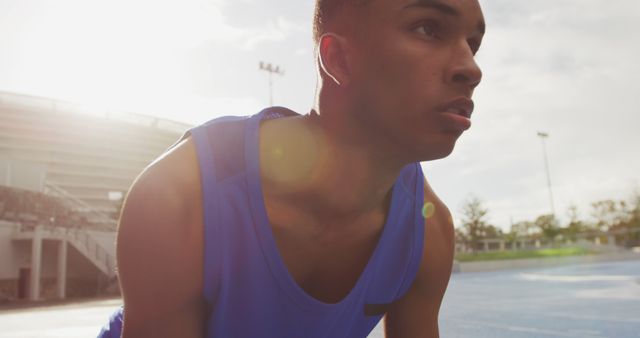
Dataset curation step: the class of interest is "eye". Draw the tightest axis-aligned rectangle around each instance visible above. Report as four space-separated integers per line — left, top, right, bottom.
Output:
414 20 440 39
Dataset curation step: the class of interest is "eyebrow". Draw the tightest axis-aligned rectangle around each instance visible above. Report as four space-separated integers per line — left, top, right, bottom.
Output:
404 0 486 35
404 0 459 17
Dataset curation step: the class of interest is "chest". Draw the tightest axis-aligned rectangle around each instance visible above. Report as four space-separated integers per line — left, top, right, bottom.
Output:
269 211 386 304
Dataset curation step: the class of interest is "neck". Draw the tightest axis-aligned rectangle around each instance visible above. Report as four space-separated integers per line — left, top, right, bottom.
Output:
260 104 408 223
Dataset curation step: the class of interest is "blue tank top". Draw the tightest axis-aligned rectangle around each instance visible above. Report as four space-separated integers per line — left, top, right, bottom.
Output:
97 107 425 338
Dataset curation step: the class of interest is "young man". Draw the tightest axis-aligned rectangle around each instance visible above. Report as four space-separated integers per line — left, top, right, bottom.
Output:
98 0 484 337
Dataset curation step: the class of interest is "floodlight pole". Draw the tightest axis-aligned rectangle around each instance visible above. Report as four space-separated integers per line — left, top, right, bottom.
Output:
537 131 556 216
259 62 284 106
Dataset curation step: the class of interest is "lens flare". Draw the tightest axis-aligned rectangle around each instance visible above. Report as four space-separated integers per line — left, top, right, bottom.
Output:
261 122 321 188
422 202 435 219
273 147 284 157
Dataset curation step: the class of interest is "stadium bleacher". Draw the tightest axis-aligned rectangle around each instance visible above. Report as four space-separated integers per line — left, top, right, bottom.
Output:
0 91 195 301
0 185 91 230
0 91 191 227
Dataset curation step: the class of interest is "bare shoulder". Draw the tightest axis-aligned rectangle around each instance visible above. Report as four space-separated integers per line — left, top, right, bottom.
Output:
417 175 456 292
384 175 455 338
117 137 205 338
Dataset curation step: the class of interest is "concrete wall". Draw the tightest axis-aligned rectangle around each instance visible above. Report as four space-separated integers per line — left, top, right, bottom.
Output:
0 222 65 280
40 240 63 279
0 221 26 279
0 221 112 300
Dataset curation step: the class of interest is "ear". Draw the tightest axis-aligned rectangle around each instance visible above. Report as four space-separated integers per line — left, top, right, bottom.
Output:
318 33 352 87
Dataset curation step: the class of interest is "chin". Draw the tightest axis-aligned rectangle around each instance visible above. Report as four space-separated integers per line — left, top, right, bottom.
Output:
413 139 458 162
421 147 455 161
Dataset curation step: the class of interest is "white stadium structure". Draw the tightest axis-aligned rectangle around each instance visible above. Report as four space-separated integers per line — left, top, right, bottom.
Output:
0 91 190 302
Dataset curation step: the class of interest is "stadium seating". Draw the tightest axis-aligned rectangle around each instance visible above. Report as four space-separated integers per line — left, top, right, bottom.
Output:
0 91 190 228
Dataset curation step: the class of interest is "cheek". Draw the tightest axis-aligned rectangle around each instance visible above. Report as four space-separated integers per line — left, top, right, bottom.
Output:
370 44 441 107
357 55 422 113
351 34 445 131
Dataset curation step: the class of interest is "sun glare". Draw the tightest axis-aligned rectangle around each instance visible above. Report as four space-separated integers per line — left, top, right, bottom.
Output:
4 0 245 124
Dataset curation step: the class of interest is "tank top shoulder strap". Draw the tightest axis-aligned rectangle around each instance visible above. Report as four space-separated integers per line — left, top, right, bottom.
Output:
177 116 251 305
177 111 296 306
395 162 425 298
188 124 221 305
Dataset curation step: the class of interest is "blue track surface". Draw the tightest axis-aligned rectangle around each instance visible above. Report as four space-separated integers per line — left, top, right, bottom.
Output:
370 260 640 337
0 260 638 337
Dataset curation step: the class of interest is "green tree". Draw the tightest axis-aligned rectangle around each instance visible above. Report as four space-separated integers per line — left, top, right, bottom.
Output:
454 228 468 252
483 224 503 238
591 200 631 232
459 196 494 253
609 192 640 247
629 191 640 245
534 214 561 243
564 205 586 242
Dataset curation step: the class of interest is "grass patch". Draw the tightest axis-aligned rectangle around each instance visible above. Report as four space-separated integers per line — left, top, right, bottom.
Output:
455 247 594 262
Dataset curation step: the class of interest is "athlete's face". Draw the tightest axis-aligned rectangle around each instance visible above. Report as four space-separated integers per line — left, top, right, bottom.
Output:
348 0 485 161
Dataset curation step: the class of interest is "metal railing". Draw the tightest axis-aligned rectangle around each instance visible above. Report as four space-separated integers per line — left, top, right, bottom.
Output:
44 182 117 228
66 227 116 277
15 224 116 278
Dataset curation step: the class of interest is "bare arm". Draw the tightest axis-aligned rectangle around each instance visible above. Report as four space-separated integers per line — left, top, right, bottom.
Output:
384 177 455 338
118 138 206 338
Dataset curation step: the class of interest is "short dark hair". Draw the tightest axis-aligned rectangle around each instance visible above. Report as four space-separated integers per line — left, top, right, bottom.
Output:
313 0 370 44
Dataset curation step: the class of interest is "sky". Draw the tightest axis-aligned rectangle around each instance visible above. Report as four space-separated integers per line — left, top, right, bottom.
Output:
0 0 639 230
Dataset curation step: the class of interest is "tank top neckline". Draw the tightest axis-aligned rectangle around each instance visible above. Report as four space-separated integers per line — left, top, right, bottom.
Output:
244 107 406 312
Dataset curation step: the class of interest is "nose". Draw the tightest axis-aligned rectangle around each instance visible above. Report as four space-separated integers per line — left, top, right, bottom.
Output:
446 43 483 91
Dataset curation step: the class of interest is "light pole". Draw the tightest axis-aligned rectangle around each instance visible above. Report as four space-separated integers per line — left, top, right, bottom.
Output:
259 62 284 106
537 131 556 216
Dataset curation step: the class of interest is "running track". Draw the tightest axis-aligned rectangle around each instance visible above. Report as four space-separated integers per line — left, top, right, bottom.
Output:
0 260 638 338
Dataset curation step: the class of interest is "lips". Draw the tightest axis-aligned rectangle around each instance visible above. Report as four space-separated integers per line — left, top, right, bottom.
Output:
435 97 475 132
438 98 474 119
